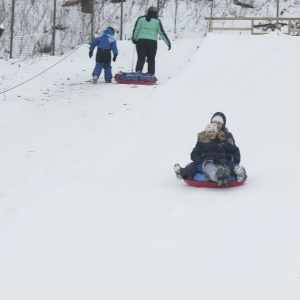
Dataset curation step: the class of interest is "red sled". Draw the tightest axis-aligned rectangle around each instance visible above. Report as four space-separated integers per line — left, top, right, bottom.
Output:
184 178 247 188
114 71 157 85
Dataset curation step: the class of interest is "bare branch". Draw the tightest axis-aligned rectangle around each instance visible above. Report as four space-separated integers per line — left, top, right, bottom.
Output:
62 0 81 7
233 0 254 8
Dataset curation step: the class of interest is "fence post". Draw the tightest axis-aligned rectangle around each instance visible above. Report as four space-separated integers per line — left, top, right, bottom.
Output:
52 0 57 56
91 0 94 41
10 0 16 59
120 0 123 40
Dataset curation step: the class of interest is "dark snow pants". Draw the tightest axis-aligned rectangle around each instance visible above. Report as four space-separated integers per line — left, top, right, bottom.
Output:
92 48 112 81
180 162 198 180
135 39 157 75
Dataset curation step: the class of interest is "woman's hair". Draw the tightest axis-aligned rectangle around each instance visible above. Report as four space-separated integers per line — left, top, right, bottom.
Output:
146 7 158 21
148 6 158 12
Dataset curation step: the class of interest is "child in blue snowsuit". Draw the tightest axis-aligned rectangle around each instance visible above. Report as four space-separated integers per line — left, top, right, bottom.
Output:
89 27 118 83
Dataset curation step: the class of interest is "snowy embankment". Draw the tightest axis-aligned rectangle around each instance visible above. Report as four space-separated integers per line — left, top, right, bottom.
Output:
1 33 300 300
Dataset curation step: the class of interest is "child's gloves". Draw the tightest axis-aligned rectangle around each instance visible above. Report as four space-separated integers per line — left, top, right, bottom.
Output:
89 51 93 58
113 54 117 62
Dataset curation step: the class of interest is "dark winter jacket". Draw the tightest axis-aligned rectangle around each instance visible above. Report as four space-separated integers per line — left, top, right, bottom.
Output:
191 131 240 166
89 27 118 56
221 127 235 145
132 12 171 48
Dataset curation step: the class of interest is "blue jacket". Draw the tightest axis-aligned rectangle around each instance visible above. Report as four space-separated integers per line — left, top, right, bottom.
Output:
90 27 118 55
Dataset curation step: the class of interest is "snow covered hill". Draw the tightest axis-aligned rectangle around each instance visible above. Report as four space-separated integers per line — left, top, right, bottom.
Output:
1 32 300 299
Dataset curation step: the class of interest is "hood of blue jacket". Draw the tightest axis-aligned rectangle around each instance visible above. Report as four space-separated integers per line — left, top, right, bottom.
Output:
104 27 114 35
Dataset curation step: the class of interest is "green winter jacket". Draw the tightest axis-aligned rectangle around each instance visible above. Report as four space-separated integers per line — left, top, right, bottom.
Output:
132 16 171 47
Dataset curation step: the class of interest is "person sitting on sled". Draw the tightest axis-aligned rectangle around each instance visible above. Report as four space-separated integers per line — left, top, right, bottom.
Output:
174 123 245 185
89 27 118 83
210 111 237 162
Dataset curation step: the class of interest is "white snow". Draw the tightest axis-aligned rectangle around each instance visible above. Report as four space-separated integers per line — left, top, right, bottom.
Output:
1 32 300 300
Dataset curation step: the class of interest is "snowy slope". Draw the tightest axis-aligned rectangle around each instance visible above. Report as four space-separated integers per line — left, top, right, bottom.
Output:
1 33 300 300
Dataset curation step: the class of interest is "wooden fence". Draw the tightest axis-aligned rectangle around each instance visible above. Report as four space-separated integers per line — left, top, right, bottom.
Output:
205 17 300 35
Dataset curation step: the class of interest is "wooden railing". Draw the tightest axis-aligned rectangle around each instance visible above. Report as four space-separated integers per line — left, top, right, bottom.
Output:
205 17 300 35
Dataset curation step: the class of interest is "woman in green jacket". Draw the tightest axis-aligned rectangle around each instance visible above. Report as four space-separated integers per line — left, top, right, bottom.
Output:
132 6 171 75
